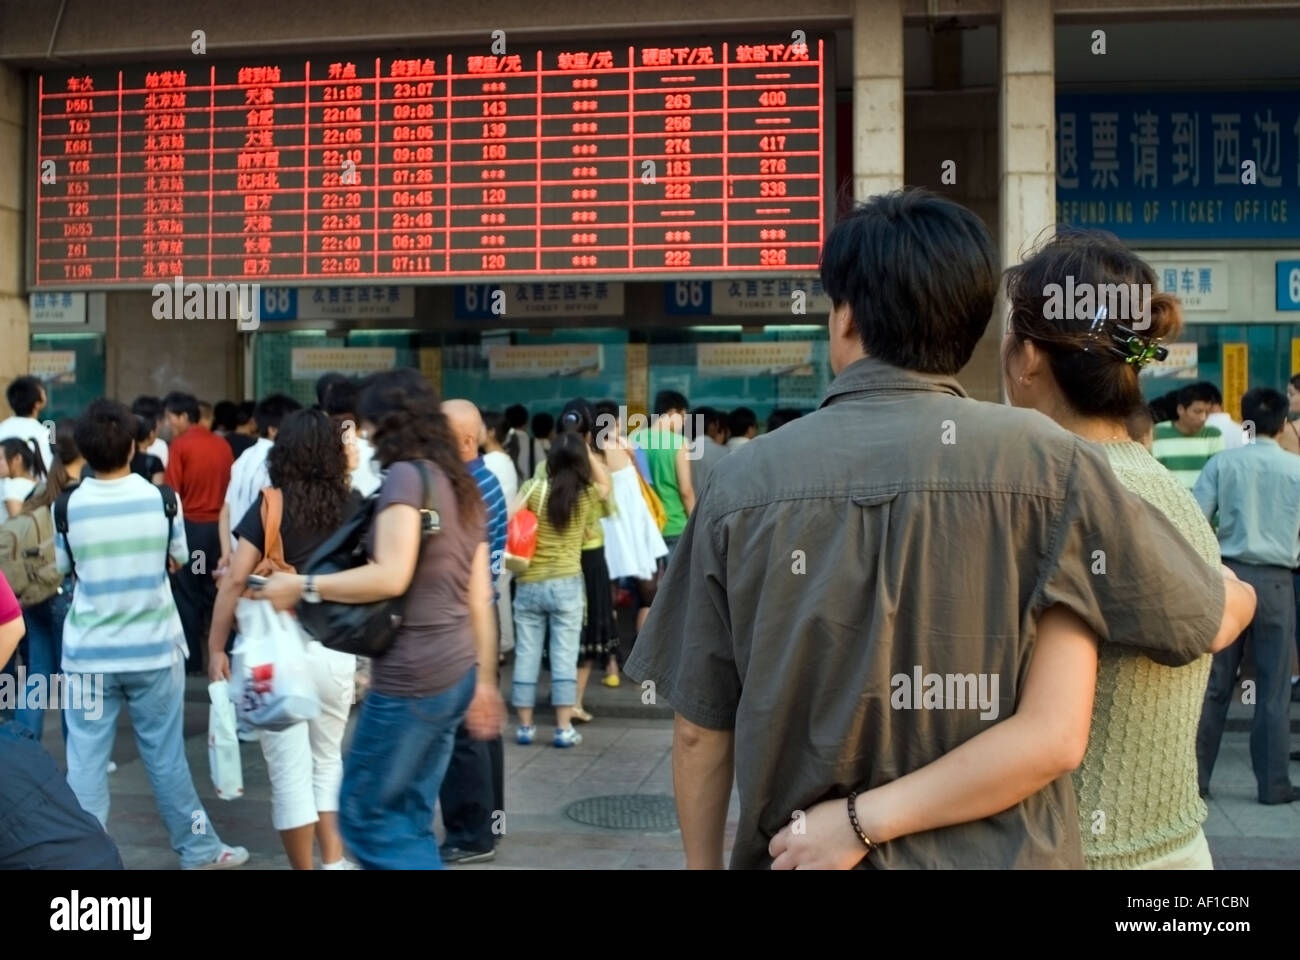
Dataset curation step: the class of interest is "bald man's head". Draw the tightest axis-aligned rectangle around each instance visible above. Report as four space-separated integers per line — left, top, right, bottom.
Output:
442 398 483 463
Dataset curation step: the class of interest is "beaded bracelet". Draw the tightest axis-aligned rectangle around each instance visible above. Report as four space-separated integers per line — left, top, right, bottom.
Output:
847 791 878 856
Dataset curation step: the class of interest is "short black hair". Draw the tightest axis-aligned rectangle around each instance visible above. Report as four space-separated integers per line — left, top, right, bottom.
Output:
253 393 303 438
1148 390 1179 424
131 395 162 419
321 378 360 419
820 188 998 375
53 418 81 467
727 406 757 436
133 413 156 444
315 372 348 409
531 411 554 439
212 400 238 431
235 400 255 427
766 408 804 432
482 410 509 445
594 399 619 424
1242 387 1288 437
695 406 724 432
1177 382 1220 410
6 376 44 417
654 390 689 415
76 399 136 472
162 391 200 424
505 404 529 430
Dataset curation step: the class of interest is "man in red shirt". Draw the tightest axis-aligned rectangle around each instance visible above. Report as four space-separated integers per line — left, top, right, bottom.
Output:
163 391 233 673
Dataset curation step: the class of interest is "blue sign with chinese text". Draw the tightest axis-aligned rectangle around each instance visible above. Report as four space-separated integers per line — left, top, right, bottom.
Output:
1278 261 1300 311
1056 92 1300 241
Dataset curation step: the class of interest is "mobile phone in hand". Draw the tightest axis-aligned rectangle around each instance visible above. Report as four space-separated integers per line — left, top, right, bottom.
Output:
246 574 269 589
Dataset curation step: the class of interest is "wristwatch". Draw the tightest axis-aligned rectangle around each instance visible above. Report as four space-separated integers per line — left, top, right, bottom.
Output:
302 575 321 604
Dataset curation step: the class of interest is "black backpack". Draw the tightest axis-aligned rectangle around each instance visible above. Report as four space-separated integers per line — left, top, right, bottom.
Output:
295 461 439 657
54 484 179 579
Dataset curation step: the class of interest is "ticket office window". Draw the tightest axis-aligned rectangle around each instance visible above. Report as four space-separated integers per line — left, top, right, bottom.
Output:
442 328 629 418
1140 324 1300 408
29 333 106 422
646 326 831 427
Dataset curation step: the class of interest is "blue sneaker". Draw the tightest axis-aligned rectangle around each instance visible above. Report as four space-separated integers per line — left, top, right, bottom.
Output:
553 726 582 748
515 725 536 745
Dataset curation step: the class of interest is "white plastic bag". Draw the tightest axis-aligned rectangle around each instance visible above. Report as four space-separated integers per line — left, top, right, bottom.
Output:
231 597 321 732
207 680 243 800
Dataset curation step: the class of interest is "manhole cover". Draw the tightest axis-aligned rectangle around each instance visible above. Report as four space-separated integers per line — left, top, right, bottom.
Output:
563 793 679 831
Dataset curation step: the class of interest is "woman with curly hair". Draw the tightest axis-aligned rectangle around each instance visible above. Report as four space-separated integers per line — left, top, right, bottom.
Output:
208 408 361 869
259 368 504 869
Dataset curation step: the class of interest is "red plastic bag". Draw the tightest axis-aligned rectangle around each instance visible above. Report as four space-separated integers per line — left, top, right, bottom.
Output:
505 508 538 574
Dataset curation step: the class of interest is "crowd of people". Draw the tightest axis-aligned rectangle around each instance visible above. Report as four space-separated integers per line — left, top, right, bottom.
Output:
1 187 1298 870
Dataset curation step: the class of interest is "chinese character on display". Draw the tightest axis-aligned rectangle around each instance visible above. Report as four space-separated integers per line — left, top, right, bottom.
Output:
1198 268 1212 294
517 284 528 301
1251 110 1282 187
1211 113 1241 185
1181 269 1195 295
594 283 608 299
1161 268 1177 293
1130 110 1159 189
1089 113 1120 190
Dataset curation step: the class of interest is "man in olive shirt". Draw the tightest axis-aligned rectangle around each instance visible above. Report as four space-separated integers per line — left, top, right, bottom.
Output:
625 190 1243 869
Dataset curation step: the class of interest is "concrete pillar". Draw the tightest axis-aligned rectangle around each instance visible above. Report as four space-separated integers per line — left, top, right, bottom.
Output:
0 64 27 418
852 0 904 201
966 0 1056 402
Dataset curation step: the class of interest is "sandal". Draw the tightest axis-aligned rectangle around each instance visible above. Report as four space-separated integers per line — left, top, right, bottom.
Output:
601 674 621 688
571 706 594 723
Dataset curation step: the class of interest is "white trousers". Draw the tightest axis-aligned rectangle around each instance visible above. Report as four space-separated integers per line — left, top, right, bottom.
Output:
258 639 356 831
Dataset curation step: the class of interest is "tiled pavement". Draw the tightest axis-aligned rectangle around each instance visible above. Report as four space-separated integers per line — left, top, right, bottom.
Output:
13 670 1300 870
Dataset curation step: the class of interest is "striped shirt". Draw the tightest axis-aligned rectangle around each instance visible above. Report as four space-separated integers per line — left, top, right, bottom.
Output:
1152 422 1224 490
468 456 507 586
55 474 190 674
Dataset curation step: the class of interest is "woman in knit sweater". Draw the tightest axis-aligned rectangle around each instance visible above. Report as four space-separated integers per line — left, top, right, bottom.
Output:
1000 231 1223 868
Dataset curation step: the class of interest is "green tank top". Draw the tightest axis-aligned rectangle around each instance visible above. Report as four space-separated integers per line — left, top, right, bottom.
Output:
629 426 688 537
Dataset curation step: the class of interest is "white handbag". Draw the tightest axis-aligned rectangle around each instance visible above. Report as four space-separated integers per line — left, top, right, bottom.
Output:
231 597 322 732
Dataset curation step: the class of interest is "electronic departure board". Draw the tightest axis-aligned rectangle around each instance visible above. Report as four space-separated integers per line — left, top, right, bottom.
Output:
30 40 828 288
